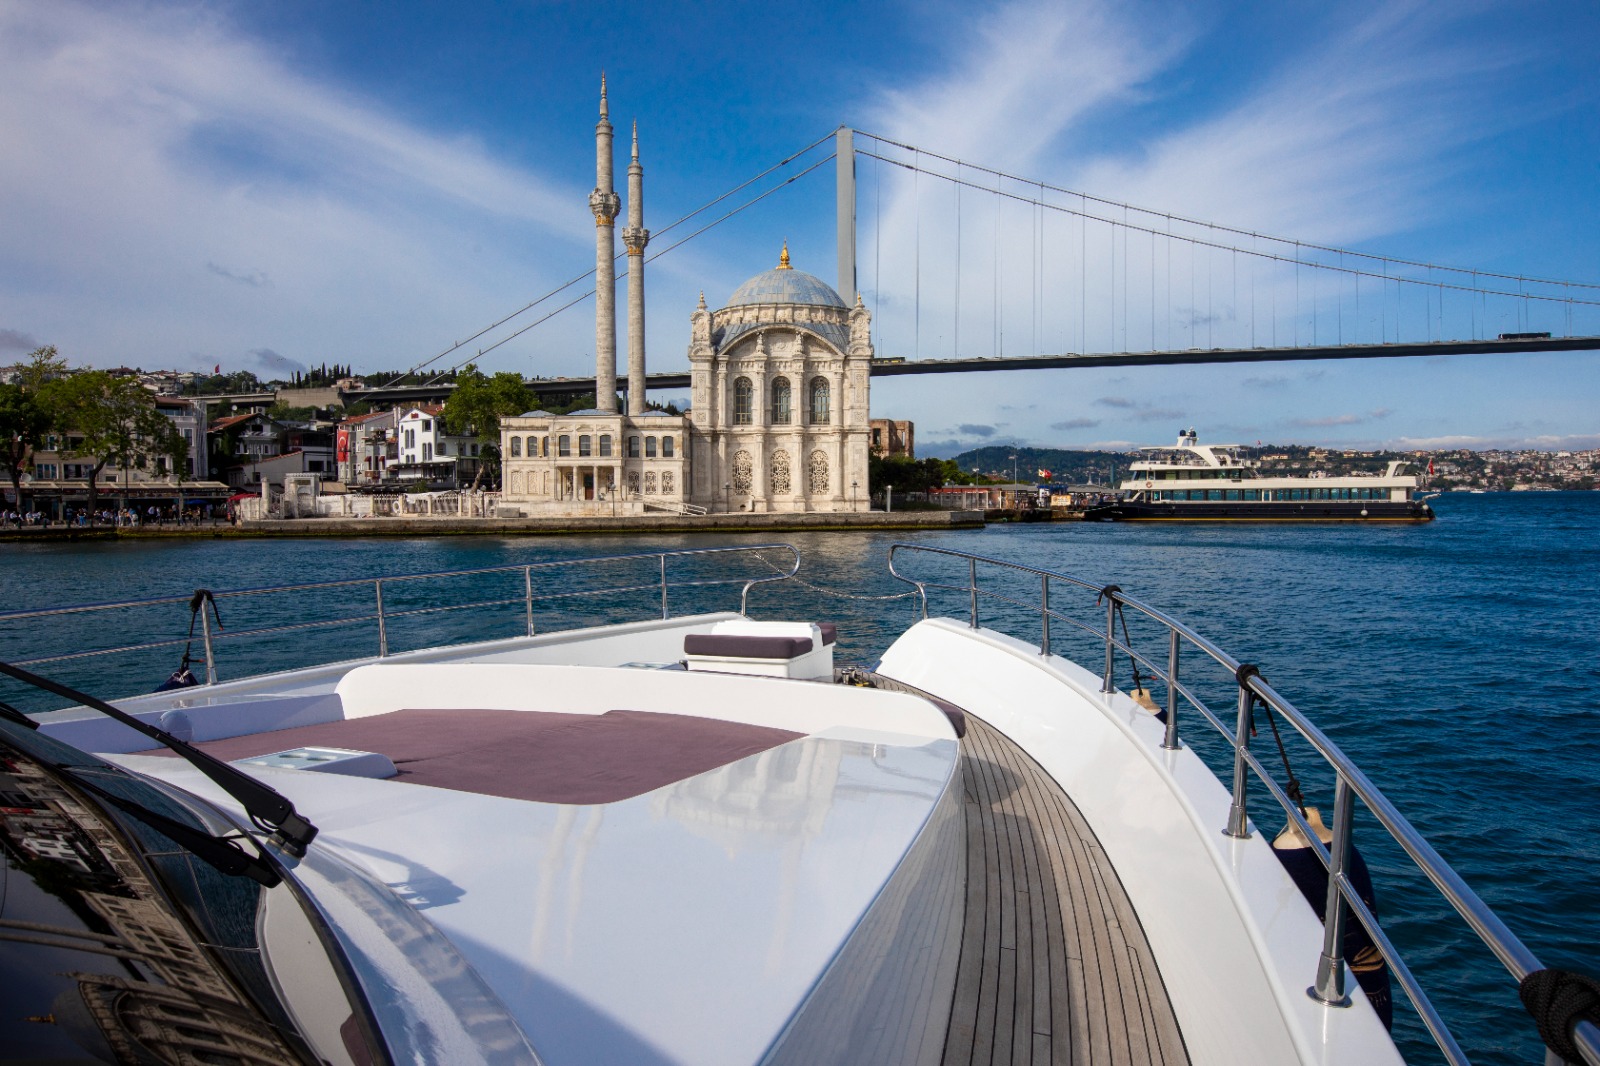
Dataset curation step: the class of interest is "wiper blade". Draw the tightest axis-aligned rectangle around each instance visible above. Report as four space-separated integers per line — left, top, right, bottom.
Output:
0 698 39 729
59 765 282 887
0 658 318 857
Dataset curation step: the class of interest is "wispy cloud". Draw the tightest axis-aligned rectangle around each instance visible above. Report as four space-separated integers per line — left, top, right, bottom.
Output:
1095 396 1138 408
208 262 273 288
1051 417 1100 430
958 423 997 437
0 2 591 372
249 348 305 376
1291 407 1391 428
0 328 39 352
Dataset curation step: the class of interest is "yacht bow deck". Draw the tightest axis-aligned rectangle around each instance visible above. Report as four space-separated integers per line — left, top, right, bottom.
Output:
947 712 1188 1066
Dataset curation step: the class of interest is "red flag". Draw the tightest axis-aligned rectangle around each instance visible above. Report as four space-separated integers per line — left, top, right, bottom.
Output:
214 364 221 374
1427 459 1435 476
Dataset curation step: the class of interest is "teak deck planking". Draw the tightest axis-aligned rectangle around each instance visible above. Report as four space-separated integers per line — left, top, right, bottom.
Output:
941 713 1190 1066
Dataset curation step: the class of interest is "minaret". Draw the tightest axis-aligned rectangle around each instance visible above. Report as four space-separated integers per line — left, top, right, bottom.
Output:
589 76 621 414
622 120 651 416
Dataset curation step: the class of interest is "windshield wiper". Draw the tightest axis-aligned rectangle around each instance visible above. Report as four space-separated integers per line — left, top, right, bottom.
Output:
58 765 284 887
0 658 318 858
0 698 39 729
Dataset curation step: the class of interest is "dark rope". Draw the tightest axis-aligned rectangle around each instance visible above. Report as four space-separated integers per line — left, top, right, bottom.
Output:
1092 586 1144 693
1519 969 1600 1064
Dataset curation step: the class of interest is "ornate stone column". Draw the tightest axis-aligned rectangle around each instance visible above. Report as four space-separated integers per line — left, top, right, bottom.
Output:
590 77 621 414
623 122 650 416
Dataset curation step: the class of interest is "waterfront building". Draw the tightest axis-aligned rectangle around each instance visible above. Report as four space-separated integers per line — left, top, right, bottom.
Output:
869 419 915 460
499 79 871 516
391 405 481 486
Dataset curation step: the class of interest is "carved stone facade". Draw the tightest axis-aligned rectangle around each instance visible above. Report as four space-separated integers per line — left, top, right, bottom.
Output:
497 83 871 517
685 247 872 512
498 410 687 515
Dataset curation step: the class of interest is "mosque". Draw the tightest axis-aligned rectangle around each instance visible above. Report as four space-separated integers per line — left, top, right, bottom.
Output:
498 81 873 515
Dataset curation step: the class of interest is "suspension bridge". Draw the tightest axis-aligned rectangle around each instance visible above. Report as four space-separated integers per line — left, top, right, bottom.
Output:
370 126 1600 399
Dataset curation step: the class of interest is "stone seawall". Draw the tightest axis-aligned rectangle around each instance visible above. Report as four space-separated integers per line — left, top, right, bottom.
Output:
230 510 985 537
0 511 984 540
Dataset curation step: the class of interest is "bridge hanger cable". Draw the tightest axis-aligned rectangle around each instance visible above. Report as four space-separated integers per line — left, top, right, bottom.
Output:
460 153 837 367
856 148 1600 311
853 129 1600 292
374 130 839 392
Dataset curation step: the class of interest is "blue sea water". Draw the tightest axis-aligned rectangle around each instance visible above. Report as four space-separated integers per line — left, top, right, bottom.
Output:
2 491 1596 1065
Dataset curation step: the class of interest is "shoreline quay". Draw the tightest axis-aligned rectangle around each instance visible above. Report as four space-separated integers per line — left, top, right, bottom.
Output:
0 510 985 541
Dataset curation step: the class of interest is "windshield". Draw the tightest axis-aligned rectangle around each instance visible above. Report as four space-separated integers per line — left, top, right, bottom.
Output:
0 719 386 1065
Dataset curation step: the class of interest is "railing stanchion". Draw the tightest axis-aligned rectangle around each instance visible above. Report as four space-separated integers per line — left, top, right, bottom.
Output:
1040 574 1051 657
524 566 535 637
1163 630 1180 750
375 580 388 658
1225 676 1253 837
198 601 218 685
660 554 669 619
1101 593 1117 694
968 558 978 629
1311 777 1355 1007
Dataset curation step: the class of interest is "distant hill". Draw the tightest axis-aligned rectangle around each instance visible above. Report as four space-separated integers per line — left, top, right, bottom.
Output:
952 446 1135 485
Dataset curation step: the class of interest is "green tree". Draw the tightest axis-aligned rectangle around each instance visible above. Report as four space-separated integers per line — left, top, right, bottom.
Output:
51 371 170 513
443 364 530 489
0 346 67 512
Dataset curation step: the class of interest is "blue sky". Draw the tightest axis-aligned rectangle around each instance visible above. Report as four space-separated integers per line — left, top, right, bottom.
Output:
1 0 1596 453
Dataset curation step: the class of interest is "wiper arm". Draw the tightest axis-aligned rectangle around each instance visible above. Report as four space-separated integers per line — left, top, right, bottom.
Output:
0 658 318 858
0 699 39 729
58 765 283 887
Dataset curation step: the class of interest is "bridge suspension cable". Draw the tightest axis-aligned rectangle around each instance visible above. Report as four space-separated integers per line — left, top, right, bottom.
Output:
853 129 1600 362
373 130 839 392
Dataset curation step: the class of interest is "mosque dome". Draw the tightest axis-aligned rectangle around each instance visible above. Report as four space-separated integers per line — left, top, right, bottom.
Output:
726 243 846 309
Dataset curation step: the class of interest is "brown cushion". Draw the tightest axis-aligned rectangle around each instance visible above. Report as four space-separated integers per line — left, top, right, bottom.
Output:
684 633 813 659
817 623 837 646
136 707 803 804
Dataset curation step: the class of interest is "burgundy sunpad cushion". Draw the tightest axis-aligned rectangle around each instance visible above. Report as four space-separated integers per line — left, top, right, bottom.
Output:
683 633 813 659
817 623 837 646
136 708 802 805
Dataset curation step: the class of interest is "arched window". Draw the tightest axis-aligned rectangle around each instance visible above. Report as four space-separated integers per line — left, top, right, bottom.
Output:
771 377 792 424
809 450 829 495
809 377 830 424
599 434 612 457
645 436 657 458
558 435 571 457
661 435 674 458
627 435 641 458
541 436 550 457
509 436 522 458
733 377 753 425
579 434 592 457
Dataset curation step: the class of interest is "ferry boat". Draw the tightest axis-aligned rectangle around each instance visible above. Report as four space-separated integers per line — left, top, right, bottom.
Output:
1 545 1591 1066
1083 430 1435 522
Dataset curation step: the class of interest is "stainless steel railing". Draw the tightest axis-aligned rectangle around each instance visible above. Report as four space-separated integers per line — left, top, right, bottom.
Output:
1 544 799 686
887 542 1598 1066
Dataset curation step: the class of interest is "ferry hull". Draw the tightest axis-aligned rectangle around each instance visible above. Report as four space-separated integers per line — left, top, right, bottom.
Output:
1082 499 1434 522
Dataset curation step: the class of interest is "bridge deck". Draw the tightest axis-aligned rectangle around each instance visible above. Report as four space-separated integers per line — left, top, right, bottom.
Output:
943 712 1189 1066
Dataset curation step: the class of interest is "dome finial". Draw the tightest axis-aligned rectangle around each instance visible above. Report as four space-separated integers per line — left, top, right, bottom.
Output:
778 239 791 270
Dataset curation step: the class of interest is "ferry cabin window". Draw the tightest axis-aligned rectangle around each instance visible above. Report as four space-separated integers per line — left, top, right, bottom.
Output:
509 436 521 458
810 377 830 424
558 435 572 457
627 436 641 458
662 435 674 458
734 377 754 425
771 377 792 424
599 434 613 457
579 435 592 457
645 436 657 458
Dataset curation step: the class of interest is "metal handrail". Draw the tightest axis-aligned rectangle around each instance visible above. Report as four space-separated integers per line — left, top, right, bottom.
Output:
887 542 1597 1066
1 544 800 683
